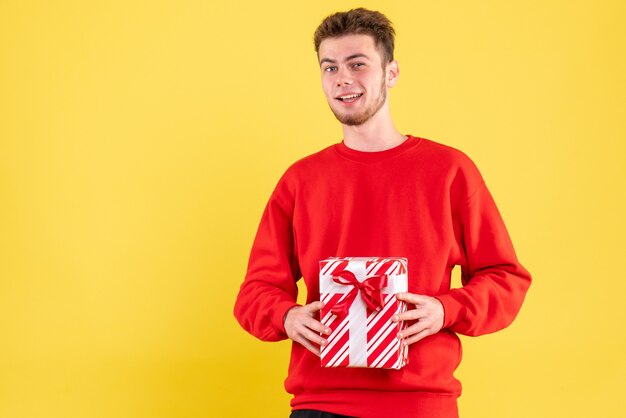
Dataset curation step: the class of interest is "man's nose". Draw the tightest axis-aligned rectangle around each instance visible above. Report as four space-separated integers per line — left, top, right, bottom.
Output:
335 67 353 86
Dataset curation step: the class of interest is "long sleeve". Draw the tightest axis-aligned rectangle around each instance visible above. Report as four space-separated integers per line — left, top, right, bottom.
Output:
233 174 301 342
436 181 532 336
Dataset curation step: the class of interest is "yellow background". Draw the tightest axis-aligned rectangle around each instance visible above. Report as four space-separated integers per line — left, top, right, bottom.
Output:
1 1 624 417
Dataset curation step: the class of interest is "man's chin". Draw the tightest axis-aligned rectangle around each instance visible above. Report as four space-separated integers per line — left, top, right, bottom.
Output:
331 110 368 126
337 117 365 126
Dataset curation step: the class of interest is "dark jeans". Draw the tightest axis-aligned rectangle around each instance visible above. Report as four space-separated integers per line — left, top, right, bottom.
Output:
290 410 356 418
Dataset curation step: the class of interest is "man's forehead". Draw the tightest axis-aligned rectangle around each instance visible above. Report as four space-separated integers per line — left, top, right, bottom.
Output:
318 34 379 62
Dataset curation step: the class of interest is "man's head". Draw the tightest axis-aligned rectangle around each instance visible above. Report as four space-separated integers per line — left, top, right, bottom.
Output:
314 8 395 69
314 9 399 126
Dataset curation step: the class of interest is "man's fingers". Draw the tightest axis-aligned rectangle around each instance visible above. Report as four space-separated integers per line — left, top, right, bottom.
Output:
392 292 444 345
392 307 426 322
398 320 430 339
395 292 428 305
304 300 325 313
305 317 331 335
299 326 328 347
401 328 432 346
285 303 332 349
291 322 326 357
301 303 331 334
285 300 340 357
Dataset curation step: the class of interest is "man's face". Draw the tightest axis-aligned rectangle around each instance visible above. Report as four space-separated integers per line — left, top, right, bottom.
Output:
318 34 392 126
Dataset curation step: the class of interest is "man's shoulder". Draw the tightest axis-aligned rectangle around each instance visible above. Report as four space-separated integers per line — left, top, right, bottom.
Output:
410 137 481 179
420 137 475 164
419 137 487 200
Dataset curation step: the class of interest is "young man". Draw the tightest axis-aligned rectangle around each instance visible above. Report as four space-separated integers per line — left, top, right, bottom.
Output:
234 8 531 418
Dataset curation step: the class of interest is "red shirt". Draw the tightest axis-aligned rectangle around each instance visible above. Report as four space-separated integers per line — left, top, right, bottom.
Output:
234 136 531 418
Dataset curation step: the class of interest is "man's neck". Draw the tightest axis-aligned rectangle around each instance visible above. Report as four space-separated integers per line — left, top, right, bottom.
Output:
341 108 406 152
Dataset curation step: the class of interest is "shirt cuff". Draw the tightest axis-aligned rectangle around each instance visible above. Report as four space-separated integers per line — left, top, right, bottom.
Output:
271 301 301 337
434 290 467 329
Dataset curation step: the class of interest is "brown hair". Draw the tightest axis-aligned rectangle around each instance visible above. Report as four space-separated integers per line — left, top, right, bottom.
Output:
313 8 396 66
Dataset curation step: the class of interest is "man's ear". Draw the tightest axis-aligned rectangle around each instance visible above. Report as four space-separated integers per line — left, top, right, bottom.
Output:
386 60 400 87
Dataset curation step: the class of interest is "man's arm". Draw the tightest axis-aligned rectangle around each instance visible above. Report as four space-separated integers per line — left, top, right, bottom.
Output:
233 177 301 342
233 174 331 352
393 181 532 344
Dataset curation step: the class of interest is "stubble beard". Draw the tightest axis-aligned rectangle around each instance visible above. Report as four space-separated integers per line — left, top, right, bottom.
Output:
330 75 387 126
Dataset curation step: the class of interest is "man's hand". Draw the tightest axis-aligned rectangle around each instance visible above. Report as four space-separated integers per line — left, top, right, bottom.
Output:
392 293 444 346
284 301 331 357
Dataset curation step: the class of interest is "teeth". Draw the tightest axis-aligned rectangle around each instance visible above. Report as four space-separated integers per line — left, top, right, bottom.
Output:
339 93 362 100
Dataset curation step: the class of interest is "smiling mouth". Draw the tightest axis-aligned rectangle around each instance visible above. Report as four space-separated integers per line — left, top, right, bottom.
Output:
336 93 363 103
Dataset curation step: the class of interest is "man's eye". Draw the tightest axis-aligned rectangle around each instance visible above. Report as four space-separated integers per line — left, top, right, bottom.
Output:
352 63 365 68
324 66 337 72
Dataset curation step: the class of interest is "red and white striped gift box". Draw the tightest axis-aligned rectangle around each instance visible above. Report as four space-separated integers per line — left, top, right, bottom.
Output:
319 257 409 369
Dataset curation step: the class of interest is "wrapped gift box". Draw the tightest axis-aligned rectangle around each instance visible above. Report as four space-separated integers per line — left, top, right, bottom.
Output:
319 256 409 369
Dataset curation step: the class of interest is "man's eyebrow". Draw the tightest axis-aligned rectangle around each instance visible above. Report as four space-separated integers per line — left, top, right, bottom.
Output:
319 57 337 66
319 53 371 66
344 53 370 61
